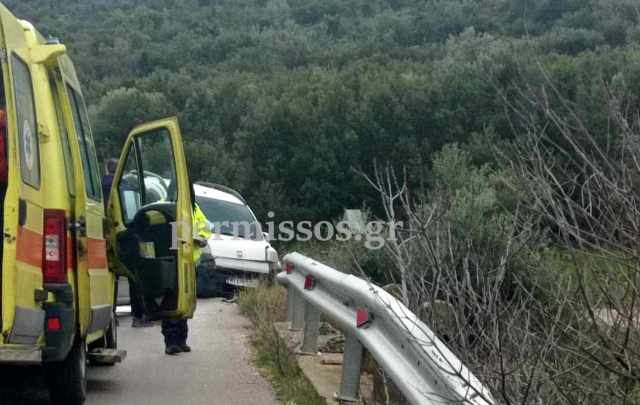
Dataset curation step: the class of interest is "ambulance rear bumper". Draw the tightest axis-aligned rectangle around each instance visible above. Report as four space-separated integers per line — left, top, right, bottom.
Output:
0 346 41 365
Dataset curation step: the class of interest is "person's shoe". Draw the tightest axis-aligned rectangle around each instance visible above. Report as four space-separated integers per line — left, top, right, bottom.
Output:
165 345 181 355
179 344 191 353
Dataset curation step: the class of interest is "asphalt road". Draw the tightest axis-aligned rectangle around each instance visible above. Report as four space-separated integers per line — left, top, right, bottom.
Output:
0 299 280 405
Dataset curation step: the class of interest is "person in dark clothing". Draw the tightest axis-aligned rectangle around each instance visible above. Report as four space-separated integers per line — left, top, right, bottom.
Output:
101 158 118 208
102 158 152 328
129 281 153 328
162 203 210 355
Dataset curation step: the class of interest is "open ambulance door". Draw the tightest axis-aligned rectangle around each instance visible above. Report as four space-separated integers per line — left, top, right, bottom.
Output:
107 117 196 320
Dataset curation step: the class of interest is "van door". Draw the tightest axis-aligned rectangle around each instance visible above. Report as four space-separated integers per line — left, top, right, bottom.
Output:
63 82 113 337
107 118 195 320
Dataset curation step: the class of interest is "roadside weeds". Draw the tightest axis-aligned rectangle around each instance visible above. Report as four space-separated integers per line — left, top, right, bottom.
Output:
239 284 326 405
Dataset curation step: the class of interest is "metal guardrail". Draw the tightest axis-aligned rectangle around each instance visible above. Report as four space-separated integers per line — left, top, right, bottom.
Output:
277 252 495 405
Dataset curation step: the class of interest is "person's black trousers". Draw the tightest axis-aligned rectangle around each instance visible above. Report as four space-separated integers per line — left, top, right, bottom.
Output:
161 319 188 346
128 279 145 320
161 256 196 347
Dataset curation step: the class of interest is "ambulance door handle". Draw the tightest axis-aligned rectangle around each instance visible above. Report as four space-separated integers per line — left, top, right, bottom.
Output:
70 216 87 237
18 199 26 226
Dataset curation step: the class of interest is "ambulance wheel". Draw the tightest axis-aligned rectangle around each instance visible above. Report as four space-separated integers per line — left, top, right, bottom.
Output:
45 338 87 405
105 311 118 349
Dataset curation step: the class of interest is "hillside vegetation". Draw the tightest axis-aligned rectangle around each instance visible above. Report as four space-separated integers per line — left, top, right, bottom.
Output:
5 0 640 221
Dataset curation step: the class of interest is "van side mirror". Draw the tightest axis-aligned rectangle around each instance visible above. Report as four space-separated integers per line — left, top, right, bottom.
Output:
31 44 67 67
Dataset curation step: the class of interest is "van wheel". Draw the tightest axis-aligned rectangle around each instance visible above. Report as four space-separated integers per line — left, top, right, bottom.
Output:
45 338 87 405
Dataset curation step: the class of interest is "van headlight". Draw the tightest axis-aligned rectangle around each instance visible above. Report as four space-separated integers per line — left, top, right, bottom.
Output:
266 247 279 263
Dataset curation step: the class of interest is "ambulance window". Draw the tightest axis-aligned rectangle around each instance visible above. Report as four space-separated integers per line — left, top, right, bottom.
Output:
78 99 103 200
50 76 75 196
67 85 102 202
11 56 40 188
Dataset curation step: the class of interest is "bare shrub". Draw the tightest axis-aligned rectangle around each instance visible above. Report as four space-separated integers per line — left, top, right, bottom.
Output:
357 150 572 404
503 70 640 403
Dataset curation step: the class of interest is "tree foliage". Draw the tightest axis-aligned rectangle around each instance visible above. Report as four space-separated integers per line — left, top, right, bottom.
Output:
5 0 640 221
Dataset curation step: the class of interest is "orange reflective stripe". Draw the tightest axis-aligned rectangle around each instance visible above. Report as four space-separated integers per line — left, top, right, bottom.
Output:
16 226 42 268
67 238 74 269
87 238 107 269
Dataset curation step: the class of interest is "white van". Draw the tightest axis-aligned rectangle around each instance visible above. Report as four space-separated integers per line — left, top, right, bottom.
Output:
194 182 279 296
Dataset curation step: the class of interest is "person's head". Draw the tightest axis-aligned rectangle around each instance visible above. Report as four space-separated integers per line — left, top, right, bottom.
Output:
105 158 118 175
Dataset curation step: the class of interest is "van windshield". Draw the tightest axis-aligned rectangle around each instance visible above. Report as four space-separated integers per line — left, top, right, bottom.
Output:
196 195 262 240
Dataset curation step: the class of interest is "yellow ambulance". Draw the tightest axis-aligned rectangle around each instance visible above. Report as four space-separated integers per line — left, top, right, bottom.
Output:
0 3 195 404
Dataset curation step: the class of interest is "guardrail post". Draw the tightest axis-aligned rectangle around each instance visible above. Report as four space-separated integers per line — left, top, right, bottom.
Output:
300 301 321 354
337 333 363 402
286 285 295 323
290 289 305 331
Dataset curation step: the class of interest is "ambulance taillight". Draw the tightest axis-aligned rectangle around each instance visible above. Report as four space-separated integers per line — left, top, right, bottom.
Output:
43 210 68 284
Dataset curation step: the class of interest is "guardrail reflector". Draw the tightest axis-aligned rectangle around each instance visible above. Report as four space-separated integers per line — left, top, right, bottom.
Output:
304 275 315 290
356 308 371 328
285 262 294 274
